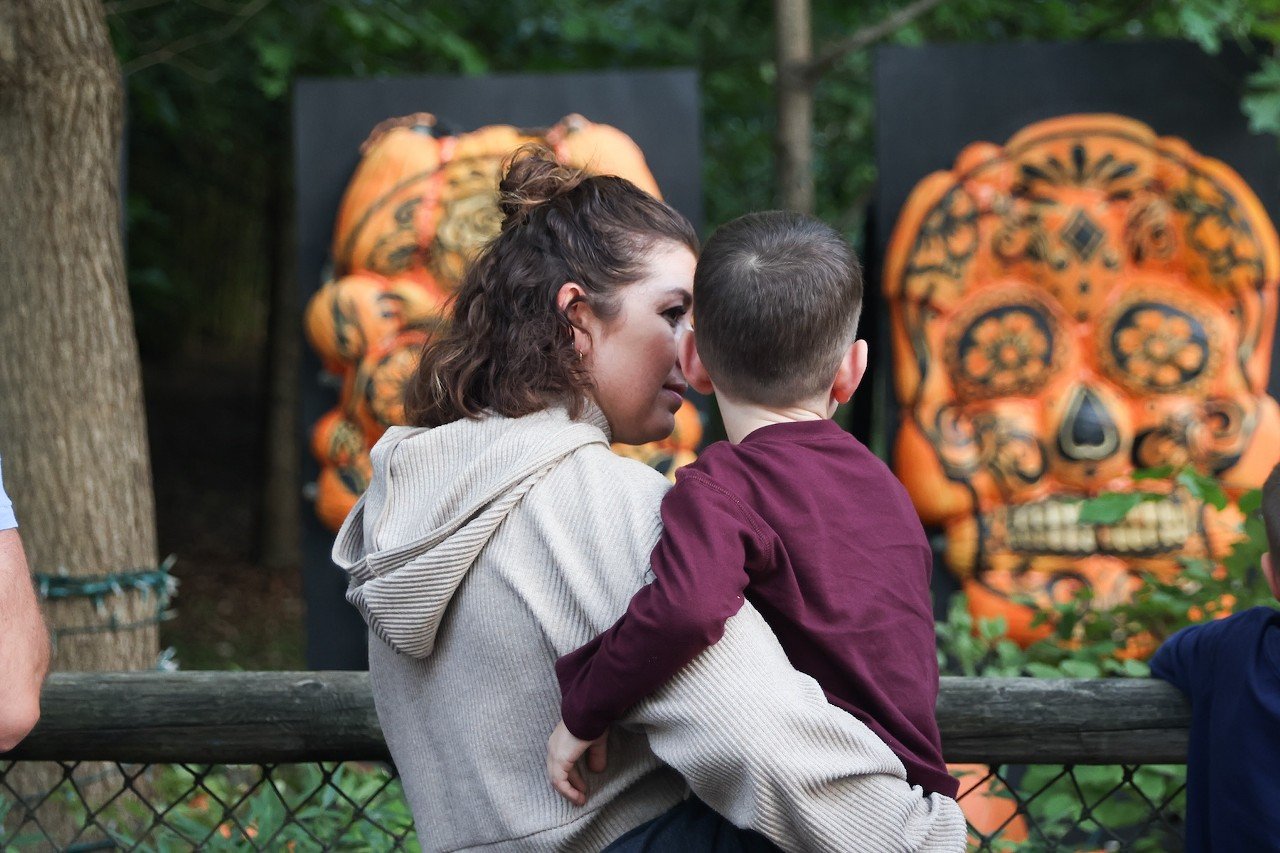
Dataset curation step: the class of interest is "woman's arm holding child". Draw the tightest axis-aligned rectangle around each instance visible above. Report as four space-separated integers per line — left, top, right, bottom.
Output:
548 473 772 803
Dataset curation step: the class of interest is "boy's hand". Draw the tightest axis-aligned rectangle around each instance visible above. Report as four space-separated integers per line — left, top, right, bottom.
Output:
546 720 608 806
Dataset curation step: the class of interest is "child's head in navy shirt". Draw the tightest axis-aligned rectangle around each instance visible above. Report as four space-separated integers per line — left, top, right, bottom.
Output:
681 211 867 413
1264 462 1280 599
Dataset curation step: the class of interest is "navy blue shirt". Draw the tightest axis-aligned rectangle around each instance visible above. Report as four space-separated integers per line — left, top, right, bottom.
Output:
1150 606 1280 852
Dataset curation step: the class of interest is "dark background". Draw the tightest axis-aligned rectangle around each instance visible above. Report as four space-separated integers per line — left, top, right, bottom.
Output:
294 69 702 668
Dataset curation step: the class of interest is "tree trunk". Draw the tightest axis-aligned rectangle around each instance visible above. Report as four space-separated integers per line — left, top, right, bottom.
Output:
774 0 814 213
0 0 158 672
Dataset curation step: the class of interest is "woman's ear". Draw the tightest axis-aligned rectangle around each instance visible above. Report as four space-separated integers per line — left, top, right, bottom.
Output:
831 339 869 405
678 328 715 395
556 282 592 354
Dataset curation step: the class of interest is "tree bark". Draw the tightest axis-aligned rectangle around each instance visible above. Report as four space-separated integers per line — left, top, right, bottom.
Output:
774 0 814 213
0 0 159 673
773 0 951 216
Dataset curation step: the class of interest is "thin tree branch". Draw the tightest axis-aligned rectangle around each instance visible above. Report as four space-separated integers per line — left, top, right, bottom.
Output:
804 0 950 84
166 54 226 83
105 0 176 15
191 0 257 15
121 0 270 76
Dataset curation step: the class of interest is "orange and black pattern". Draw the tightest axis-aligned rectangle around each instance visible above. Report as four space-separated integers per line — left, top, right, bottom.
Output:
884 114 1280 644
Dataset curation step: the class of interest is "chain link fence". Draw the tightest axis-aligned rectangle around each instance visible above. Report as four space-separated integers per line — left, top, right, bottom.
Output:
1 761 415 851
0 760 1187 851
3 672 1191 851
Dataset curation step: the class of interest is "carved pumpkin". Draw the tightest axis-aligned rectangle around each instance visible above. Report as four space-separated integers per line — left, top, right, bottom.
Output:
311 410 372 532
304 273 402 374
884 114 1280 644
307 113 683 531
350 330 430 446
331 114 446 278
545 114 662 199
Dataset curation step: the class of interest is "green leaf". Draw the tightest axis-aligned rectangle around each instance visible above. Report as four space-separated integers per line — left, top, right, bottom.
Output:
1120 657 1151 677
1132 465 1175 480
1177 469 1229 510
1177 5 1223 52
1244 90 1280 135
978 616 1008 641
1239 488 1263 515
1025 662 1062 679
1078 492 1145 524
1058 659 1102 678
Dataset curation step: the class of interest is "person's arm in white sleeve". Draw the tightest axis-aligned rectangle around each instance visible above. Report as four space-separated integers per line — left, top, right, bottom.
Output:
623 602 965 853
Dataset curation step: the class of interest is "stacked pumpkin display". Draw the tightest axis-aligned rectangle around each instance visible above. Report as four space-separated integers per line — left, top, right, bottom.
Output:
305 113 701 531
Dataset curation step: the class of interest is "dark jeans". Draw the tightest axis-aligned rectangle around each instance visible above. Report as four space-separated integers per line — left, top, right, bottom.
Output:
602 796 783 852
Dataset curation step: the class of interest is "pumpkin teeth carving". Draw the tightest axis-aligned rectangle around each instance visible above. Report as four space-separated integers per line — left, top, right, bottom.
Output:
995 495 1196 557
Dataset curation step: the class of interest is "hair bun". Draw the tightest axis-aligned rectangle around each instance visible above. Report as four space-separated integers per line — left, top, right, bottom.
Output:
498 145 587 228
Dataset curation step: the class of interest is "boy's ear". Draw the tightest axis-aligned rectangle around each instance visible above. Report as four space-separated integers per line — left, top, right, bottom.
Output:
831 339 869 405
1263 552 1280 601
556 282 593 353
678 328 715 395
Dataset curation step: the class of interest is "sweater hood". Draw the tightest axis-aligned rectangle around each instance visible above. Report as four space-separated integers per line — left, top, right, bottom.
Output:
333 404 611 659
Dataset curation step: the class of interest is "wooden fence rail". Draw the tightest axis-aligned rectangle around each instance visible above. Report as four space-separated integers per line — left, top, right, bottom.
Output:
4 672 1191 766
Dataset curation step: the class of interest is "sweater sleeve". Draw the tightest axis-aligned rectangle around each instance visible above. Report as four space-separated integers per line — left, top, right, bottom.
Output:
621 601 966 852
556 473 767 740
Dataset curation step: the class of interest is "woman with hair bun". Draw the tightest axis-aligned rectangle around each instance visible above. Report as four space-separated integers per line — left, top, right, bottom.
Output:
334 148 963 851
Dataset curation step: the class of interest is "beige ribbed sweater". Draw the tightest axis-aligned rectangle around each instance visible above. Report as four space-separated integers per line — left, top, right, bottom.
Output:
334 405 965 853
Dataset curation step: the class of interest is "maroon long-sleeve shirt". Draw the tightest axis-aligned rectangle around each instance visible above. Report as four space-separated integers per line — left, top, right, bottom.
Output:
555 418 956 797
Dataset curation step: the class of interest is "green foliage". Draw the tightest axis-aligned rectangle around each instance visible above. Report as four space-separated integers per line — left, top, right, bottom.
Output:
106 1 1280 354
1006 764 1185 851
1166 0 1280 135
937 469 1274 843
939 479 1272 679
1077 468 1229 526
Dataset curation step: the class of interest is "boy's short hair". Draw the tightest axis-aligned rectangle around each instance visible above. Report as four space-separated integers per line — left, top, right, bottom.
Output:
1264 462 1280 565
692 211 863 406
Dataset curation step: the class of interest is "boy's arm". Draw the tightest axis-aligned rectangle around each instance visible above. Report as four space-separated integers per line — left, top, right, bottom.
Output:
555 472 772 740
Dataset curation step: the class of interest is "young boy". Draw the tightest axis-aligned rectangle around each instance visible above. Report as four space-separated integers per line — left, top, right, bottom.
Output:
547 210 956 809
1149 462 1280 852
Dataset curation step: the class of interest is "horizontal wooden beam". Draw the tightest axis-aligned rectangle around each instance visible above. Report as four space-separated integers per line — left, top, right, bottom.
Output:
4 672 1190 765
8 671 388 764
936 676 1190 764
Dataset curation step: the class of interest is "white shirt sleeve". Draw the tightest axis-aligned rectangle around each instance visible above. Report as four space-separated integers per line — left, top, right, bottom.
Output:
0 458 18 530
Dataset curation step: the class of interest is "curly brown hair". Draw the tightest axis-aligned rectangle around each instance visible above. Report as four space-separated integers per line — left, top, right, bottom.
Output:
403 146 699 427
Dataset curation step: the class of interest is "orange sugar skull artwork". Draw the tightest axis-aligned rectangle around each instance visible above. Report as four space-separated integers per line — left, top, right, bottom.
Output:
305 113 699 531
884 114 1280 643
